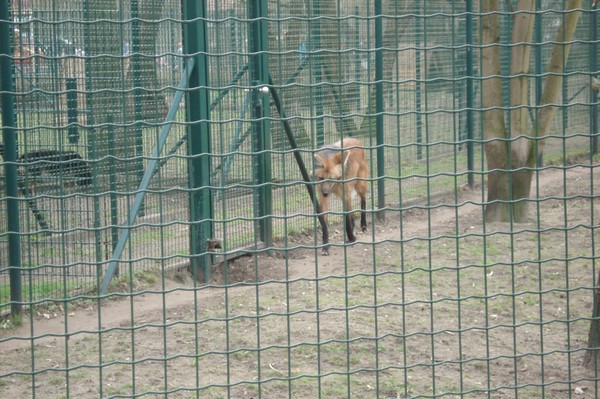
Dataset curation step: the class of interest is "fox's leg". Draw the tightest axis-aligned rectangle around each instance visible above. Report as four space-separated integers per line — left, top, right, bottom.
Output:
317 193 330 255
355 180 368 232
360 194 367 232
343 191 356 243
345 212 356 243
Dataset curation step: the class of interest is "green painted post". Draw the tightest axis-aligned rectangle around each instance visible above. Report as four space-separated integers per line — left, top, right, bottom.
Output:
66 78 79 144
311 0 324 147
248 0 272 247
0 0 22 316
414 0 423 160
591 3 598 155
108 117 119 276
535 0 544 166
375 0 385 220
131 0 145 215
183 0 214 282
354 6 360 110
466 0 474 187
82 0 103 272
230 9 238 107
534 0 543 105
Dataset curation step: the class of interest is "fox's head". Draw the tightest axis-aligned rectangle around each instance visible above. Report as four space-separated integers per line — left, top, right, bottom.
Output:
313 149 351 197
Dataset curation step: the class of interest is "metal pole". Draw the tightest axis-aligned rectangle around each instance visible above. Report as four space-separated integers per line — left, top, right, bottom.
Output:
108 116 119 276
354 6 360 110
415 0 423 160
0 0 23 316
591 2 598 155
375 0 385 220
66 78 79 144
311 0 324 147
466 0 474 187
131 0 145 215
183 0 214 282
535 0 544 166
248 0 272 248
268 74 328 239
535 0 543 105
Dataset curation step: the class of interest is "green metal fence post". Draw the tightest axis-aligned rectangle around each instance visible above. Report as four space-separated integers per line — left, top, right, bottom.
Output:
311 0 324 147
248 0 272 248
131 0 145 216
591 2 598 155
375 0 385 220
466 0 474 187
108 116 119 276
534 0 543 108
183 0 214 282
415 0 423 160
66 78 79 144
0 0 22 316
229 9 239 107
535 0 544 166
354 6 360 110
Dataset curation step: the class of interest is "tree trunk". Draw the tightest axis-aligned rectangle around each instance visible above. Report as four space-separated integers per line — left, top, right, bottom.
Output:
584 270 600 368
484 0 536 222
482 0 582 223
537 0 583 143
495 0 536 223
481 0 511 222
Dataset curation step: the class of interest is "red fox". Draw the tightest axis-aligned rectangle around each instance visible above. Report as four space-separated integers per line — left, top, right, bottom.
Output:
313 138 369 255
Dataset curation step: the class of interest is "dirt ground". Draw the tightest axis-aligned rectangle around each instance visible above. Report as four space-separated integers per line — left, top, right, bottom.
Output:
1 164 599 398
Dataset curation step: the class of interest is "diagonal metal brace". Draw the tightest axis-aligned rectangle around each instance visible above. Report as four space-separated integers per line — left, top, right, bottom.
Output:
100 58 195 295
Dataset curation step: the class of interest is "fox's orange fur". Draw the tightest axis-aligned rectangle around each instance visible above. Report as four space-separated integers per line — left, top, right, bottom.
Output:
313 138 369 255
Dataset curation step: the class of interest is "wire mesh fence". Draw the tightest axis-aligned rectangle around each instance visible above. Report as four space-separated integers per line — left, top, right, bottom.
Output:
0 0 599 398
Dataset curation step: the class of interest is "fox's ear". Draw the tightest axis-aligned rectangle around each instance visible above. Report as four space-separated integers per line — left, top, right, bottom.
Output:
314 153 324 169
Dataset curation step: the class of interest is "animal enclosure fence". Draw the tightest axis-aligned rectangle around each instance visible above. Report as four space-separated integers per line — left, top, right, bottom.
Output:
1 1 599 398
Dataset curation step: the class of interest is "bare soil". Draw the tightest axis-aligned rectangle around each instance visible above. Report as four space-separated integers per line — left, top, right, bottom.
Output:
1 165 599 398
